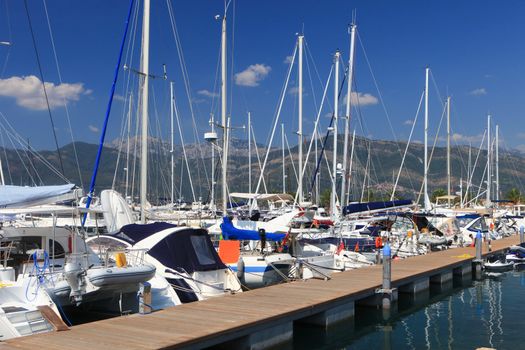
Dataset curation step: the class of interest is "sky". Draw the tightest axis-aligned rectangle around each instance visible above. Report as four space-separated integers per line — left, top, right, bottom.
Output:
1 0 525 153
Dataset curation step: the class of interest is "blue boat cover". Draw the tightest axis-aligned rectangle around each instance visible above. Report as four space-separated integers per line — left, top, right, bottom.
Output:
221 217 286 241
0 184 75 208
342 200 412 215
117 222 177 244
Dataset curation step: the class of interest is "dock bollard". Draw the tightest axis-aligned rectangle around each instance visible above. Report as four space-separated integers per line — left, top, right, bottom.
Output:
475 230 482 261
382 243 392 310
520 225 524 244
138 282 152 315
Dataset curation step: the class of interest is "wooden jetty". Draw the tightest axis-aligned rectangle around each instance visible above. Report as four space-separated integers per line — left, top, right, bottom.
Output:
4 235 519 350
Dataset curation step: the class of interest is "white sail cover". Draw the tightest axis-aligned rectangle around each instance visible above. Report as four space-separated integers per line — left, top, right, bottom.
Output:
0 184 75 208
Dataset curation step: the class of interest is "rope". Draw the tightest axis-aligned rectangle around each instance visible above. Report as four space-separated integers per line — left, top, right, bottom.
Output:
42 0 84 188
23 0 65 176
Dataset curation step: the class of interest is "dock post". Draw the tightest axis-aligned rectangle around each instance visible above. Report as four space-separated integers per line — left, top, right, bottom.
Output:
473 231 483 279
138 282 152 314
520 225 524 244
382 243 392 310
475 231 482 260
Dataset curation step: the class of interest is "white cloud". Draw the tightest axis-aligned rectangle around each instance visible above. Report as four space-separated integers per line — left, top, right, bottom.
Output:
469 88 487 96
284 55 293 64
0 75 87 110
403 119 413 126
197 89 219 98
516 144 525 153
343 92 379 107
113 94 126 102
88 125 99 133
451 133 484 143
517 132 525 139
288 86 299 95
234 64 271 87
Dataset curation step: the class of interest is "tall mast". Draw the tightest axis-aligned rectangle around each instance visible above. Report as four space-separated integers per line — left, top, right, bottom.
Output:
341 23 356 211
297 35 304 204
248 111 252 194
170 82 175 206
125 92 132 199
423 67 430 211
210 114 215 210
221 9 228 213
331 50 340 220
139 0 150 223
282 123 286 194
496 124 499 201
486 114 491 206
446 96 451 207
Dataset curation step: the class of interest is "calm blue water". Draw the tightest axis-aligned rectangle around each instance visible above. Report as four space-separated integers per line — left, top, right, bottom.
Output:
292 270 525 350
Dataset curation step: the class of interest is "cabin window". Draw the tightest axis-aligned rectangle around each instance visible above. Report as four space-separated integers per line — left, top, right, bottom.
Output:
48 239 65 258
190 235 216 265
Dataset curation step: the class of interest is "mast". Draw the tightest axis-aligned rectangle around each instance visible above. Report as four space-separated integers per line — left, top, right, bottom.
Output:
486 114 491 206
496 124 499 201
423 67 430 211
221 8 228 213
347 129 356 201
341 23 356 212
297 35 304 204
331 50 340 220
282 123 286 194
446 96 451 207
139 0 150 223
210 114 215 210
125 92 132 200
248 111 252 194
170 82 175 206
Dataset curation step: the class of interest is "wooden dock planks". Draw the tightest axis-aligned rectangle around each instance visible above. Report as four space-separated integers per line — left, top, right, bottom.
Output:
4 235 519 349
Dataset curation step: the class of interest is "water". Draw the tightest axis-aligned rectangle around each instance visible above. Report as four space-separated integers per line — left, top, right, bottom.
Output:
292 269 525 350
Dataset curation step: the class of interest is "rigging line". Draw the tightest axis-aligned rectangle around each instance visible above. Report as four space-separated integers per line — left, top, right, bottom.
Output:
250 124 268 194
501 140 525 192
416 102 447 205
0 112 69 182
253 43 297 198
42 0 83 188
352 77 395 200
462 130 486 206
166 1 209 190
0 119 36 185
0 128 13 184
83 0 135 224
391 90 424 200
284 132 299 186
25 140 44 185
0 0 12 78
356 31 408 180
23 0 65 177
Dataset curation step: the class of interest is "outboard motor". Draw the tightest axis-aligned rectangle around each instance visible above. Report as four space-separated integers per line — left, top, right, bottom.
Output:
64 254 87 305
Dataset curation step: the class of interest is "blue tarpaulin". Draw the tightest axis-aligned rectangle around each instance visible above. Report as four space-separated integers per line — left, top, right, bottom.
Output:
221 216 286 241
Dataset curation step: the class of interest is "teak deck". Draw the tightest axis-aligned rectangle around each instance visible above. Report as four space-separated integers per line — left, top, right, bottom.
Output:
3 235 519 349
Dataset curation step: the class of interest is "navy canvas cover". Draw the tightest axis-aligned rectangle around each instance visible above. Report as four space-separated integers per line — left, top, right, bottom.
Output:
342 200 412 215
148 228 226 274
117 222 177 244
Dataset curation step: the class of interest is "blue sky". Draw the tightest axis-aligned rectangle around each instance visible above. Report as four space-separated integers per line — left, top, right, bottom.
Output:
1 0 525 152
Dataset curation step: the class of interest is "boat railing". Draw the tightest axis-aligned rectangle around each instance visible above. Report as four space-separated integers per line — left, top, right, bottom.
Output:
102 248 149 267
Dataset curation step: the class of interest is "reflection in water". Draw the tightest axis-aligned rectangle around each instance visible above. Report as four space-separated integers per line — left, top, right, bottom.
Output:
292 270 524 350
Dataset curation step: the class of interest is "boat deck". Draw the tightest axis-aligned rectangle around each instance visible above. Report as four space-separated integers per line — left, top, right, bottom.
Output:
3 235 519 349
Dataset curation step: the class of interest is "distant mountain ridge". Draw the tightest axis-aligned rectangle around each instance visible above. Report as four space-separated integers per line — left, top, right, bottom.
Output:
1 136 523 204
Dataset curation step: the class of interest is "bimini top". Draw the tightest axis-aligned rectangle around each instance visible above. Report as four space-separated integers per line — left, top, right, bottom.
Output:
132 226 227 274
343 200 412 216
221 216 286 241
